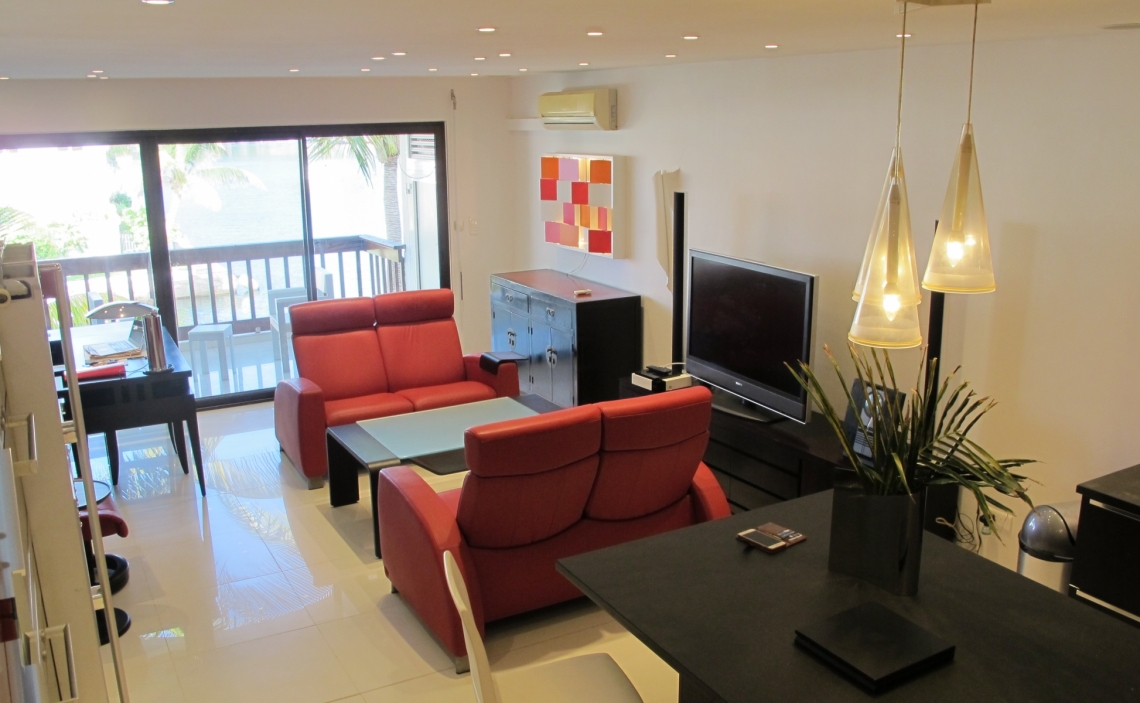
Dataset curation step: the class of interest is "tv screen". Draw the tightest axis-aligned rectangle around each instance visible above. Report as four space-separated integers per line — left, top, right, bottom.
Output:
686 250 816 423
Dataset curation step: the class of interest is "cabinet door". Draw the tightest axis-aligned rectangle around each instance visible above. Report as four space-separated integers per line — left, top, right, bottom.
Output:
550 325 575 407
492 305 532 393
529 321 553 402
509 311 531 393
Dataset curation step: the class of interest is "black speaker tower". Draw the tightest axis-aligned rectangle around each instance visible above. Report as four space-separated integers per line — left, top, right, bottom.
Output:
672 191 686 368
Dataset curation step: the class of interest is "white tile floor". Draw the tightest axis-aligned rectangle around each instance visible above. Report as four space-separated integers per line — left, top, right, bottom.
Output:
94 402 678 703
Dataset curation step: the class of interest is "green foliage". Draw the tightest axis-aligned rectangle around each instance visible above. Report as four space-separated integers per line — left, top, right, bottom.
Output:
110 192 149 252
0 206 33 237
45 291 95 329
308 135 400 188
4 219 88 259
790 344 1035 534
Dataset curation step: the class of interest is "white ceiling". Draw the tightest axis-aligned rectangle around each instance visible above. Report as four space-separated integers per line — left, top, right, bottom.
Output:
0 0 1137 79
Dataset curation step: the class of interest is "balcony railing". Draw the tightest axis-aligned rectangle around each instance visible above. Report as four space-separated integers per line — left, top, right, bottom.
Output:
45 235 406 340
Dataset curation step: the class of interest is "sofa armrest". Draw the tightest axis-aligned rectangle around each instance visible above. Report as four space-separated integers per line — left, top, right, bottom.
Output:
691 462 732 522
463 353 520 398
274 378 328 481
378 467 483 659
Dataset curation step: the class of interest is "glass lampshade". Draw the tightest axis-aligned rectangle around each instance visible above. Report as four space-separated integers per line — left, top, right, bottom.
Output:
851 148 922 307
923 123 995 293
849 293 923 349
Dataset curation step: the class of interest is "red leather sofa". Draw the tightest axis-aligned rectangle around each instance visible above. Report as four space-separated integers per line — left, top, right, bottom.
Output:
274 289 519 487
377 385 731 668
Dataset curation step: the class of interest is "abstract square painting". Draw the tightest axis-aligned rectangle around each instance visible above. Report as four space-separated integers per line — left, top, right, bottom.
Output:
540 154 615 257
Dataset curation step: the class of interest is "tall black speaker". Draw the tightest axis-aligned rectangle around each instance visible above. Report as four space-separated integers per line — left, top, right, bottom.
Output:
672 191 686 368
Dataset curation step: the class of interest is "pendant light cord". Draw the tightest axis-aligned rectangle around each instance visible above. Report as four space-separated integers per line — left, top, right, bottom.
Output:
894 2 909 177
966 2 979 124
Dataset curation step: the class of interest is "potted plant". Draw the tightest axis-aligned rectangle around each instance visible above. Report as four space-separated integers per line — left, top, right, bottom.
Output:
790 344 1034 596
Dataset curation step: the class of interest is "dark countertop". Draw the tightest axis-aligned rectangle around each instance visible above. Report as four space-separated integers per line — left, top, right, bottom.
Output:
493 270 639 303
558 491 1140 703
1077 463 1140 514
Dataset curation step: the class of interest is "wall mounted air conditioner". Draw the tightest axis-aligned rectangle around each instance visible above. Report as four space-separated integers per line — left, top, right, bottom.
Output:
539 89 617 131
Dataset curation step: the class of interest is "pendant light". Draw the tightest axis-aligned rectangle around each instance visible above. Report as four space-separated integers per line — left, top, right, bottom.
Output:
850 2 923 349
923 2 996 293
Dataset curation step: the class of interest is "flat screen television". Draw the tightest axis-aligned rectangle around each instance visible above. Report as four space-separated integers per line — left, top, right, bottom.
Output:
686 250 817 423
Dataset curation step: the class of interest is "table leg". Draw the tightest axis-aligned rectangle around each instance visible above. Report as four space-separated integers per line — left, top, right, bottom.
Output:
170 422 189 474
327 437 361 507
105 431 120 486
186 412 206 496
370 468 381 559
679 674 724 703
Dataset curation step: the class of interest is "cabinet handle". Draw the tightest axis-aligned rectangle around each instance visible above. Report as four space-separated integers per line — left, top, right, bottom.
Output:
505 293 514 302
546 307 555 317
550 349 558 367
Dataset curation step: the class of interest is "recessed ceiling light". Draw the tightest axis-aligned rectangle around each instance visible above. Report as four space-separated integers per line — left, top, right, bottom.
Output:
765 44 778 49
361 68 370 72
665 54 677 58
140 0 173 4
519 68 528 72
392 51 406 56
579 62 589 66
92 70 103 74
371 56 385 61
87 74 98 78
475 56 486 61
478 27 496 33
429 68 438 72
289 68 299 72
587 31 603 37
471 72 479 76
1 77 10 80
499 53 511 57
683 35 699 40
99 76 108 80
897 33 912 38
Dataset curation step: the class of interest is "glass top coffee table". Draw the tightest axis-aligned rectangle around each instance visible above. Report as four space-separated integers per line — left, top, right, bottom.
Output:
327 394 562 558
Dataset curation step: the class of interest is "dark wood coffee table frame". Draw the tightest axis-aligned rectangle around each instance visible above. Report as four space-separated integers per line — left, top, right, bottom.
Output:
327 394 561 558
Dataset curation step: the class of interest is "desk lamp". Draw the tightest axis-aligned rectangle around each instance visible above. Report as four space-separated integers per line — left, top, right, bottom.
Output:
85 301 170 372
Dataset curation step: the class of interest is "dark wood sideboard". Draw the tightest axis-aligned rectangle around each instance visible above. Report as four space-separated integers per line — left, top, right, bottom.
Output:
491 270 642 407
1071 463 1140 626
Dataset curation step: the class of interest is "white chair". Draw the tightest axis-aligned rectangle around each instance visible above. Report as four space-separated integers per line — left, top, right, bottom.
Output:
268 267 334 377
442 551 644 703
187 322 238 396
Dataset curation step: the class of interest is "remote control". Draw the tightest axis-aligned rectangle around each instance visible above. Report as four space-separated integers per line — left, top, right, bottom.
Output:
758 522 806 546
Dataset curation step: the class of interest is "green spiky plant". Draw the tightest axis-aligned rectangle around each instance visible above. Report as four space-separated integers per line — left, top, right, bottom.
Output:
790 343 1035 539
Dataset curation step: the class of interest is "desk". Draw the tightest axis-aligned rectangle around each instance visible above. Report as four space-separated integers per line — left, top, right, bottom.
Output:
59 321 205 495
327 394 561 558
558 491 1140 703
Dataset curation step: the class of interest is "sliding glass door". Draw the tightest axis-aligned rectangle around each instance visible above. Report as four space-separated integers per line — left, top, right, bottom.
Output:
0 123 449 407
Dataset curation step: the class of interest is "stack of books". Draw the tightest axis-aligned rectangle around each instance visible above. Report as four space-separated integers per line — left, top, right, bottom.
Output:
82 340 144 366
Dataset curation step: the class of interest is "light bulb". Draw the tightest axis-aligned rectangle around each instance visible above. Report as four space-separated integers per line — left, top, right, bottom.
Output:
882 284 901 322
945 240 965 267
965 233 976 246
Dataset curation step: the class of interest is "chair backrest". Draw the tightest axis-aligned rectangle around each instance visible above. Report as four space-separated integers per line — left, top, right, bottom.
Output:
457 405 602 549
290 297 389 401
443 550 500 703
374 289 466 391
586 386 713 521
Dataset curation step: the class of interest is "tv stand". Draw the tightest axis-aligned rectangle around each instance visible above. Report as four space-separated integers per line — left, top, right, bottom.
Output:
619 379 845 512
708 386 788 425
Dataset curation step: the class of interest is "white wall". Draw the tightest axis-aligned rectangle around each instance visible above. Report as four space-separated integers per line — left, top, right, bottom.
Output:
0 76 518 349
508 33 1140 567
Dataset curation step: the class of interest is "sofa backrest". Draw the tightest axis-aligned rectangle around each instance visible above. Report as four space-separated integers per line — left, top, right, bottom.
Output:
374 289 466 392
291 297 390 401
457 405 602 549
585 386 713 521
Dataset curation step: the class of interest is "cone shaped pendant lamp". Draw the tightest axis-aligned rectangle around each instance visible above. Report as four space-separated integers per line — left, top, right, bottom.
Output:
850 2 923 349
923 3 996 293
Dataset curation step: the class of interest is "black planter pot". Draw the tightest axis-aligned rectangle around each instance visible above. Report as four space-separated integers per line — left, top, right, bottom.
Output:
829 486 925 596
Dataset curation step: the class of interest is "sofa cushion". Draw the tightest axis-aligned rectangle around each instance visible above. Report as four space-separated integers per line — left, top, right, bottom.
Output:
396 381 496 412
294 329 390 402
374 288 454 325
325 392 414 426
377 320 466 392
586 386 713 521
457 406 603 549
292 297 376 336
468 495 695 622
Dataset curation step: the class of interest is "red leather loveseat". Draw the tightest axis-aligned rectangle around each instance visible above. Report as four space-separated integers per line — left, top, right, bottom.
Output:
274 289 519 487
377 385 731 668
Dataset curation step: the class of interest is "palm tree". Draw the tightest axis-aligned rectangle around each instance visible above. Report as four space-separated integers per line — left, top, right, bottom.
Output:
160 143 265 231
307 135 402 243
